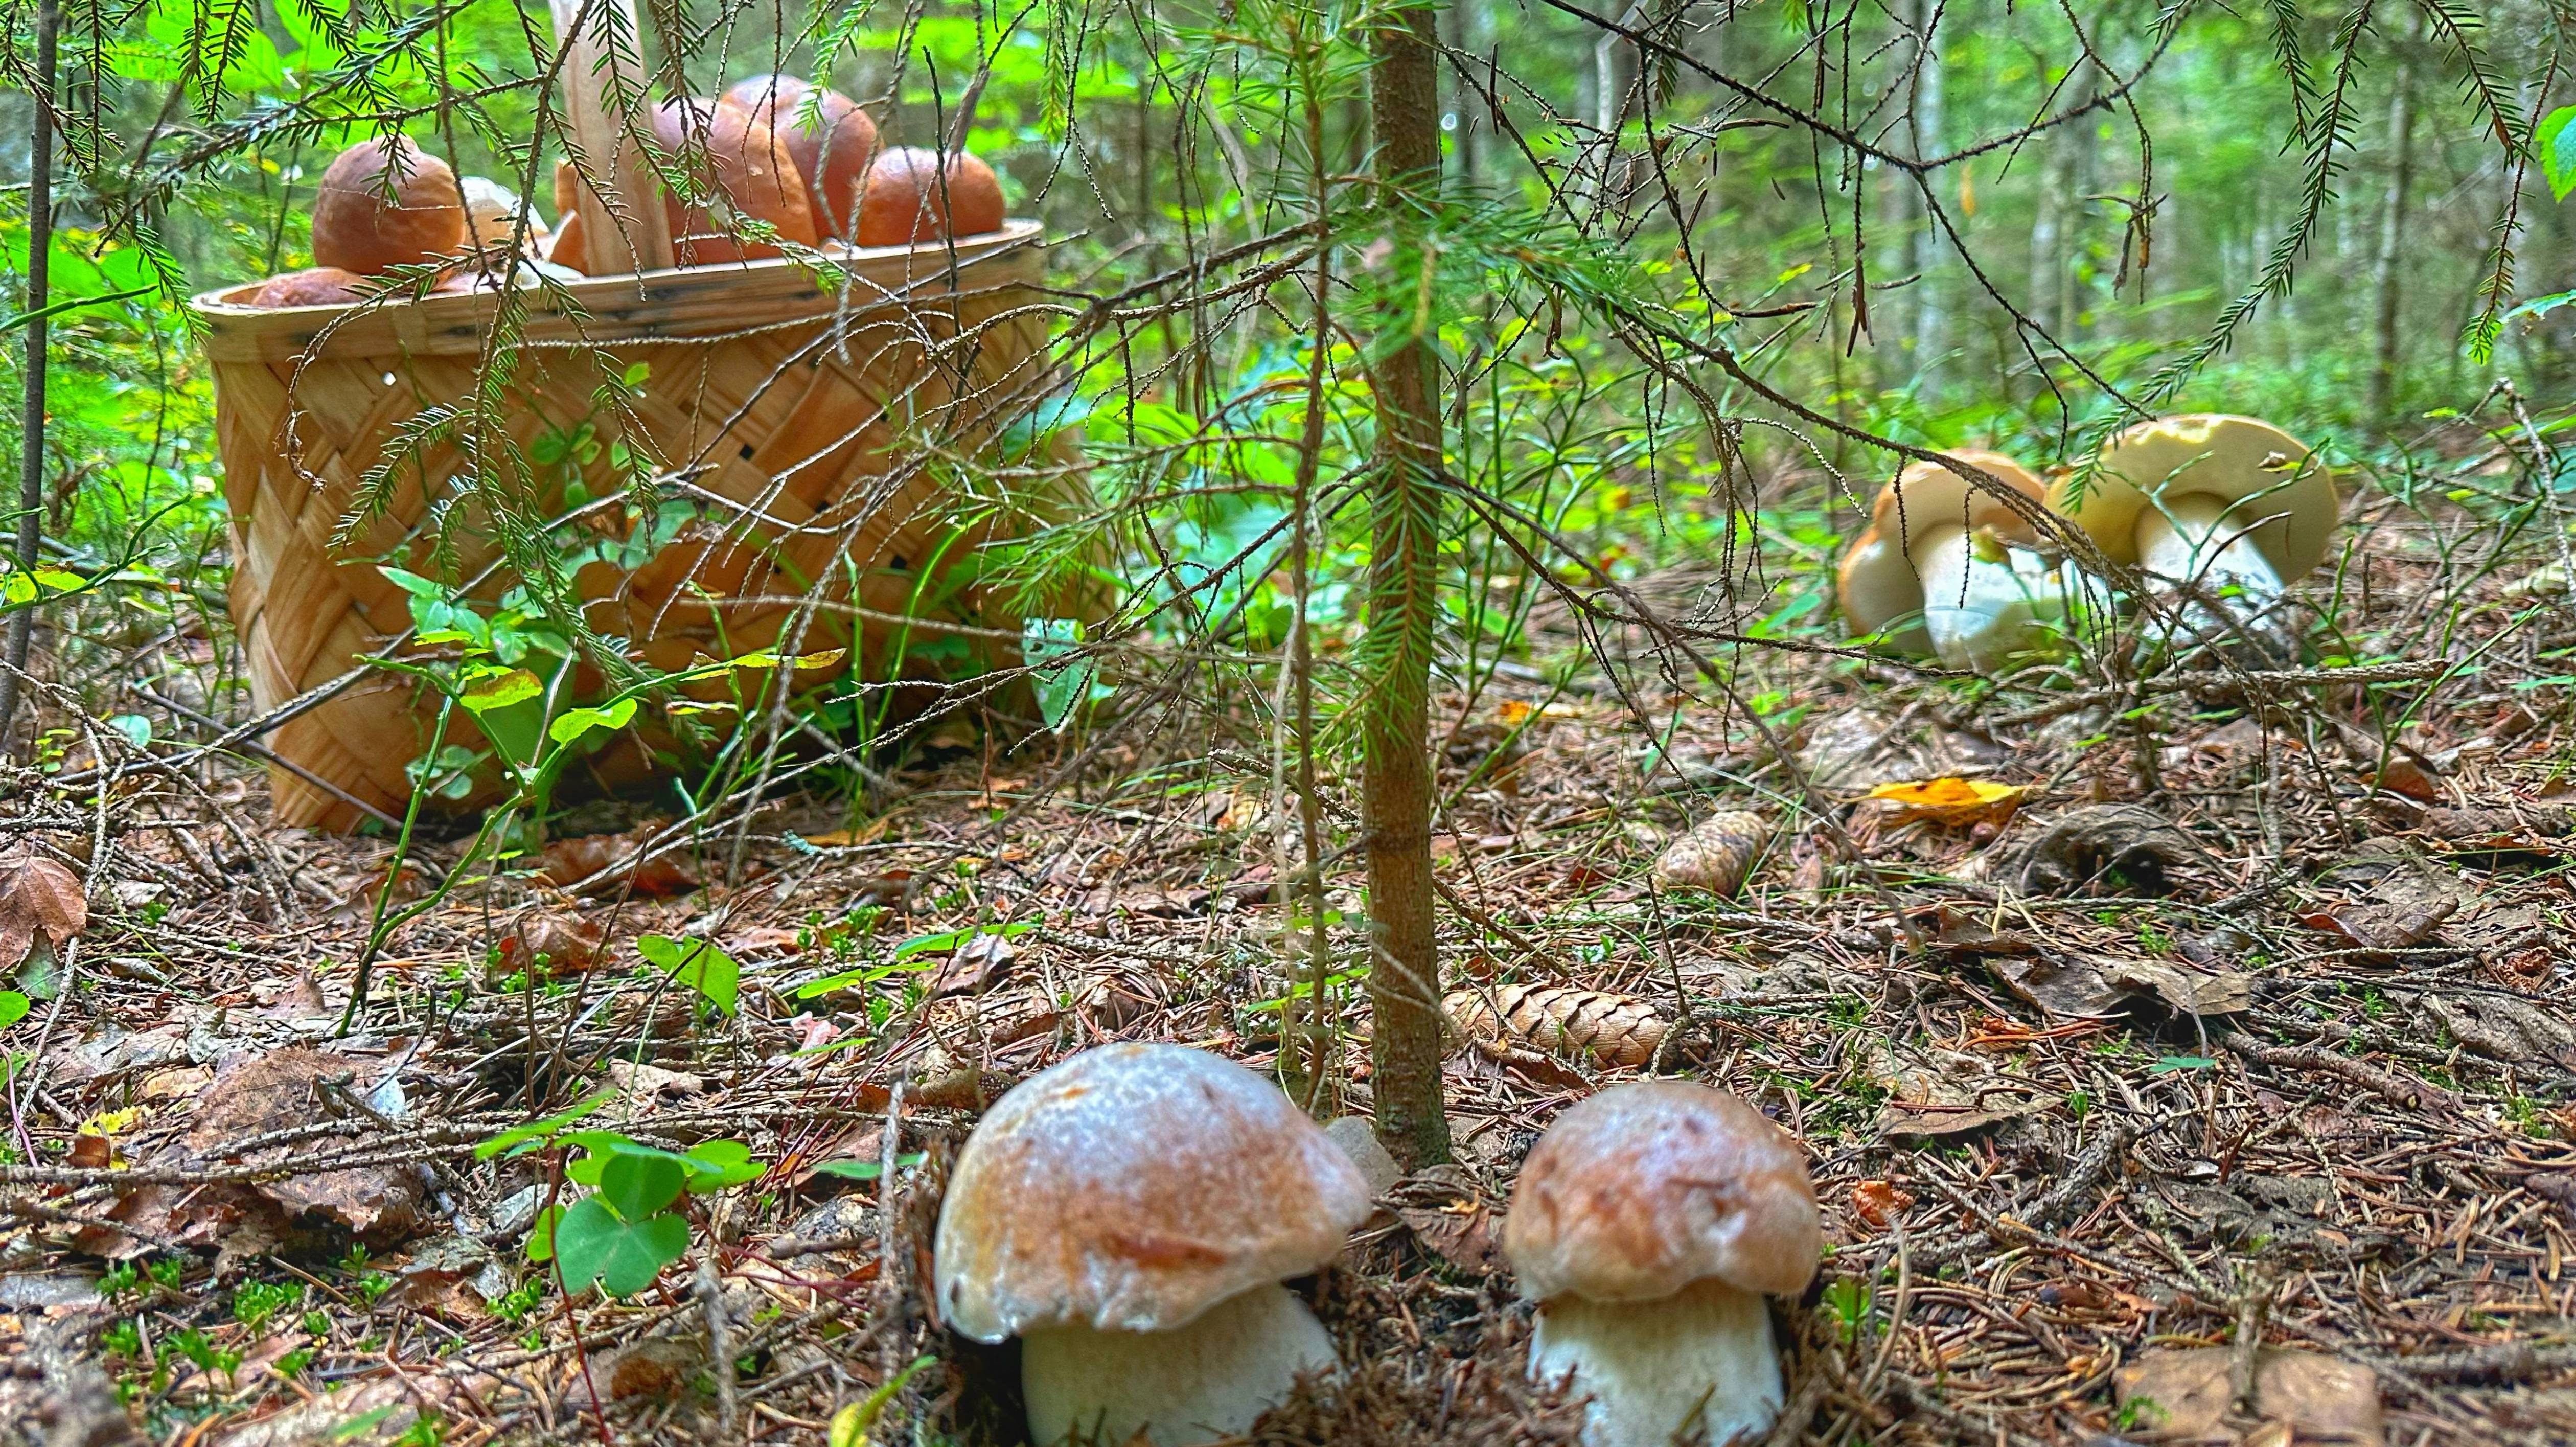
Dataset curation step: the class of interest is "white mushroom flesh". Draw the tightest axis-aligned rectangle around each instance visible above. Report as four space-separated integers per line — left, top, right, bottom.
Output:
1020 1281 1337 1447
1530 1276 1782 1447
1911 523 2061 673
2131 492 2288 604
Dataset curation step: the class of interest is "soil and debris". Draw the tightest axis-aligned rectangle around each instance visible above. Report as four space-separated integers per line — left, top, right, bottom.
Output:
4 451 2575 1447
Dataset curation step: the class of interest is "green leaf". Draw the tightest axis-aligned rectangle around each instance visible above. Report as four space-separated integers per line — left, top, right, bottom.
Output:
524 1202 565 1263
2540 106 2576 202
105 714 152 749
379 568 447 599
681 1140 763 1191
548 697 637 745
549 1196 689 1297
638 935 739 1015
0 992 28 1030
461 668 543 716
810 1153 926 1182
597 1148 687 1221
2148 1055 2218 1074
475 1090 618 1160
1022 617 1096 732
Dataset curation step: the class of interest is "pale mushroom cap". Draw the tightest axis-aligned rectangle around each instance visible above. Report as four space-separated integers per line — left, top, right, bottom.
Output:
1837 449 2048 638
2046 414 2335 577
1504 1080 1821 1305
933 1043 1372 1343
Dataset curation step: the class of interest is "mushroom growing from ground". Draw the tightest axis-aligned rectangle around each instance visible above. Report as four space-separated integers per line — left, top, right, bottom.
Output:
311 137 466 274
722 75 879 240
1503 1080 1822 1447
2043 414 2333 658
853 146 1005 246
934 1043 1370 1446
1836 450 2064 673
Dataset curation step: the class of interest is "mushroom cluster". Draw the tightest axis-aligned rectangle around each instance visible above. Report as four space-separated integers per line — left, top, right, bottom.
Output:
249 73 1009 305
933 1043 1371 1447
1837 419 2338 671
1504 1081 1822 1447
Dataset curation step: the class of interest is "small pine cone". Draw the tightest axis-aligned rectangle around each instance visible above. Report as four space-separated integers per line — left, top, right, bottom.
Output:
1445 983 1671 1068
1653 809 1772 894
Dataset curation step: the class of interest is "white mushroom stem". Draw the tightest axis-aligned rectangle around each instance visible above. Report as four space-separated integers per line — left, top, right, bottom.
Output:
2132 494 2286 604
1911 524 2060 673
1530 1277 1783 1447
1020 1282 1337 1447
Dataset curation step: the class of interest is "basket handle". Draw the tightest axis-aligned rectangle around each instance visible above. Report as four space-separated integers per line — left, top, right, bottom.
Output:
549 0 674 274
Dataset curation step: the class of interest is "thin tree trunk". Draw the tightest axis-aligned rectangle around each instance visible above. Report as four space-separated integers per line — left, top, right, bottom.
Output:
1 0 59 747
1908 0 1945 397
2368 58 2418 419
1363 0 1454 1169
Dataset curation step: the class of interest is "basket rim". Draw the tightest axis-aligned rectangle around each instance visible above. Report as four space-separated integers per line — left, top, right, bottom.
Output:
189 216 1045 315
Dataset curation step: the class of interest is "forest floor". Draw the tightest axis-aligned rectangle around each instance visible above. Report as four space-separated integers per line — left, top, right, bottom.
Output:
4 465 2576 1447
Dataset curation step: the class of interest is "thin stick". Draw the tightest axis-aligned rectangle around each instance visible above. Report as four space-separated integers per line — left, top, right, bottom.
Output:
1 0 61 748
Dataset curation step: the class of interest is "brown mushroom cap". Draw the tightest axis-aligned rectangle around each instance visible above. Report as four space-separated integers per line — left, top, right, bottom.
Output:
933 1043 1372 1343
724 77 879 241
1836 449 2048 641
649 98 820 264
248 267 370 308
853 146 1005 247
2044 414 2334 578
311 137 467 274
1504 1080 1821 1305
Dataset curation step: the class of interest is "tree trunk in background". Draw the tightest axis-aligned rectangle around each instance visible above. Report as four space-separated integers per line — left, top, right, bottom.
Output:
2027 58 2095 345
1 0 59 748
2368 57 2418 420
1363 0 1455 1170
1908 0 1946 400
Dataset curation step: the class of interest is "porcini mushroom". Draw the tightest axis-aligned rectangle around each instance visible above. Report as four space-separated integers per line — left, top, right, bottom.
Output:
1836 450 2064 673
854 145 1005 246
1503 1080 1822 1447
2043 414 2333 656
933 1043 1371 1446
723 75 879 240
311 137 467 275
649 97 819 264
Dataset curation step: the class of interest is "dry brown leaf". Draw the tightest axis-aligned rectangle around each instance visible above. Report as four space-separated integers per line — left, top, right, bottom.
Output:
1849 1179 1915 1229
0 852 85 974
1444 983 1670 1067
1652 810 1772 894
539 828 699 897
498 911 607 974
1386 1165 1506 1275
2112 1347 2381 1446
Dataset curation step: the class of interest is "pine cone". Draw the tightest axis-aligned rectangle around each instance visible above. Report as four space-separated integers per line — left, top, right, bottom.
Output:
1653 809 1772 894
1445 983 1671 1067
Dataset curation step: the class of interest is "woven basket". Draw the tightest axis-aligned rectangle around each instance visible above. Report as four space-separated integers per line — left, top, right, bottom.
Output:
193 223 1059 831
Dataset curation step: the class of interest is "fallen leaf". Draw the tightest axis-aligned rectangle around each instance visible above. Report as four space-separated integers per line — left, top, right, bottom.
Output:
0 852 85 975
539 828 699 897
2298 898 2455 951
604 1059 704 1097
2100 958 2254 1017
499 911 607 974
1850 1179 1914 1228
1865 777 2028 826
803 816 893 849
1386 1166 1505 1274
2112 1347 2382 1446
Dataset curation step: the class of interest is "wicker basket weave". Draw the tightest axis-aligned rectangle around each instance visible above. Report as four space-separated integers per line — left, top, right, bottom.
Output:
193 224 1055 830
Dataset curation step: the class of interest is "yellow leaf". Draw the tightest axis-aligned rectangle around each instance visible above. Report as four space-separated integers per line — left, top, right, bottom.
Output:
77 1106 145 1137
1864 777 2028 825
1960 167 1978 218
804 816 893 849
